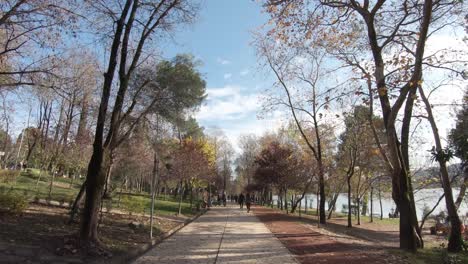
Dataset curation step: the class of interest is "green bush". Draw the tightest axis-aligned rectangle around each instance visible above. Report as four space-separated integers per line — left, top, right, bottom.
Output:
0 170 20 183
122 195 146 215
0 192 29 213
21 168 47 180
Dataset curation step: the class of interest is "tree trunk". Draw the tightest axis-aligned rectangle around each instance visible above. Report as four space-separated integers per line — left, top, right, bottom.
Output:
357 197 361 225
190 186 193 209
178 181 183 215
290 193 305 214
455 167 467 210
378 182 383 220
397 166 422 251
370 186 374 223
284 188 288 213
318 163 326 224
299 199 302 217
347 176 352 228
69 180 86 223
76 89 90 144
420 193 445 230
103 155 114 199
384 117 422 250
418 85 462 252
279 191 283 210
208 183 211 208
61 94 76 147
327 193 339 219
149 151 159 239
79 0 133 246
359 0 433 251
270 191 273 208
80 147 111 244
48 170 56 199
305 196 308 214
291 183 311 214
316 185 320 228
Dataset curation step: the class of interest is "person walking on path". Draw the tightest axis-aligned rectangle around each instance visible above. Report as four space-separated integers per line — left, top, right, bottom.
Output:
222 193 227 207
238 193 245 209
246 193 252 213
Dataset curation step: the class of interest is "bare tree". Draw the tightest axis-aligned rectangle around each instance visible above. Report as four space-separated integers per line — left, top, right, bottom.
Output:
263 0 464 251
0 0 79 89
257 40 348 224
80 0 201 247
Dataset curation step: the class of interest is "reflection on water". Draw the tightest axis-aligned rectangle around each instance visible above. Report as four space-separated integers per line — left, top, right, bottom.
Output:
273 188 468 222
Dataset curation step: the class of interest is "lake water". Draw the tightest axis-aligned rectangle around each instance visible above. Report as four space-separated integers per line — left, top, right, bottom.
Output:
273 188 468 222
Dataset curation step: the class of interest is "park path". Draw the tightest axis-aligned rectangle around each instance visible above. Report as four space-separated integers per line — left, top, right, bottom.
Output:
132 204 298 264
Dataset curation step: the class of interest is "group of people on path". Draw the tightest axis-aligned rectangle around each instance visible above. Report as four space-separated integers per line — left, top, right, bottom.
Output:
208 192 254 212
237 193 252 212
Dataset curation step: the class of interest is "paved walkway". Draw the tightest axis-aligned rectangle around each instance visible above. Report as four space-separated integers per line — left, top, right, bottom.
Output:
133 205 297 264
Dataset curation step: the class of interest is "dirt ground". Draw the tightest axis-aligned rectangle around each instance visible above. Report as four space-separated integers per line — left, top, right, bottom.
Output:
253 206 411 264
0 204 186 263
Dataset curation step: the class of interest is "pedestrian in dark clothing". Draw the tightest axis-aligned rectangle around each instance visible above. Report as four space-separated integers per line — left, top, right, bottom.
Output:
246 193 252 213
238 193 245 209
222 193 227 207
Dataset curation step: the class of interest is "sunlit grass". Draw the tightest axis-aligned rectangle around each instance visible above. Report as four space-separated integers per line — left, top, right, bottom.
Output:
0 172 195 217
270 206 400 225
390 247 468 264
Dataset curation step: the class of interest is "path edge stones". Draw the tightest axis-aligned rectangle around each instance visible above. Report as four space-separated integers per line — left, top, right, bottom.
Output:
96 208 209 264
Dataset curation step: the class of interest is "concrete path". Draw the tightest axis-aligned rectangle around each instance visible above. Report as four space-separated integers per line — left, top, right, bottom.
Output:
133 205 298 264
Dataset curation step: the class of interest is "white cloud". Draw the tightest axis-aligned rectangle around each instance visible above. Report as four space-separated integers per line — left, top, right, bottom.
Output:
206 85 241 98
223 73 232 79
196 85 259 121
240 69 249 76
195 84 288 154
204 112 286 154
196 95 258 121
217 57 231 65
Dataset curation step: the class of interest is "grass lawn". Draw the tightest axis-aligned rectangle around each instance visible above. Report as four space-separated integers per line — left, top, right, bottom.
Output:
0 171 82 202
297 207 399 225
0 170 203 263
391 247 468 264
113 192 195 217
0 170 196 217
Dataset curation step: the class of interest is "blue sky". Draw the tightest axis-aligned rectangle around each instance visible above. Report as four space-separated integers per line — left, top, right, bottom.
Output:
6 1 278 154
157 1 466 160
163 0 266 88
7 0 465 161
160 0 281 151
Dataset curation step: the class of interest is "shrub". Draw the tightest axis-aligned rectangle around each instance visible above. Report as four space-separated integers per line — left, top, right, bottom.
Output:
0 192 29 214
122 196 145 215
0 170 20 183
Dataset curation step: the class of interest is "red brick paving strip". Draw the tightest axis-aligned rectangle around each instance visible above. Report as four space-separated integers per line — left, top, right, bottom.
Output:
253 206 388 264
